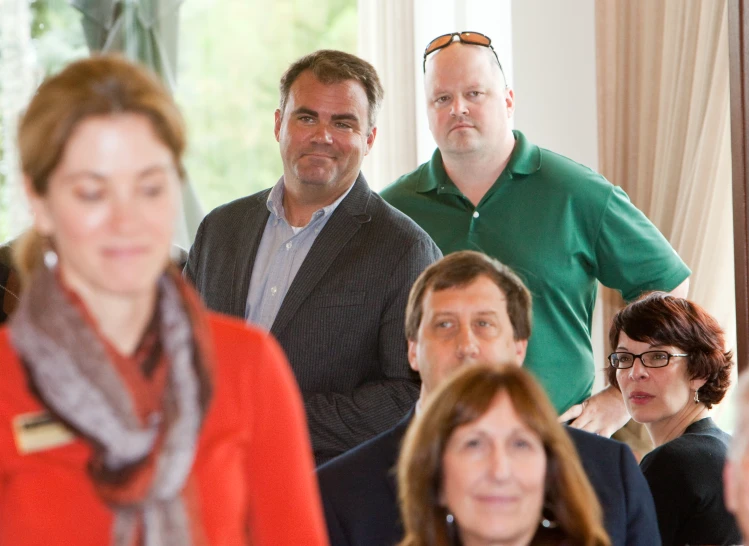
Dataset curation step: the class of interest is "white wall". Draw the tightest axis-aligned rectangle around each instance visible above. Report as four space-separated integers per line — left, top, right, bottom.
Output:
511 0 598 170
511 0 606 390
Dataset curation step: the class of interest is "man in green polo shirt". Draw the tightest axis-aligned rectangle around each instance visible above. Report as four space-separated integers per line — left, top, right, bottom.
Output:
380 31 690 436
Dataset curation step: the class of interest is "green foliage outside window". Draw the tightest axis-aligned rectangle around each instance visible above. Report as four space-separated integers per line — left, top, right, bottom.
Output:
177 0 357 212
0 0 357 243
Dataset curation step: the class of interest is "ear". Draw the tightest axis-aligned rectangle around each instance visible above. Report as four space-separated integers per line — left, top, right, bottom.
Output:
24 175 54 236
505 88 515 118
407 338 419 373
438 487 446 507
364 126 377 156
274 109 282 142
514 338 528 366
725 461 737 513
690 375 708 394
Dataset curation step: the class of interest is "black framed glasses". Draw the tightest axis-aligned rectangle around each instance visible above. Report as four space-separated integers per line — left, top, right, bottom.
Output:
422 31 505 79
608 351 689 369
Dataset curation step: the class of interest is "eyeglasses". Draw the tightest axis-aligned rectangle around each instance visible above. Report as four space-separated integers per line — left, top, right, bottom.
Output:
608 351 689 369
423 31 505 78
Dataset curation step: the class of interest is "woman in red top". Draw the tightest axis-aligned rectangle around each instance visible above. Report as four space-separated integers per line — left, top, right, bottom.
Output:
0 55 328 546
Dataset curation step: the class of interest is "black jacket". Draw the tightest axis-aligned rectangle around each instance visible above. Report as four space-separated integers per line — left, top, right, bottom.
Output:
317 411 661 546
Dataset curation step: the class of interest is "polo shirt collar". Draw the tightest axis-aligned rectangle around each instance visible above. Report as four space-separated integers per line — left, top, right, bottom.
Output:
508 130 542 175
416 129 541 194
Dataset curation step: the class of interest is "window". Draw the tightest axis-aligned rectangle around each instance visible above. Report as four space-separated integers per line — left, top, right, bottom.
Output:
0 0 86 244
176 0 357 212
0 0 357 242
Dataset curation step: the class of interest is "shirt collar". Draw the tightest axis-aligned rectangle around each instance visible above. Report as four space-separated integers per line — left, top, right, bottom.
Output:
266 177 355 226
266 177 286 222
416 129 541 194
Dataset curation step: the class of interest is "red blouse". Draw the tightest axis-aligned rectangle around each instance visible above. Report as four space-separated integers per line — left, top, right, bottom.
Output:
0 312 329 546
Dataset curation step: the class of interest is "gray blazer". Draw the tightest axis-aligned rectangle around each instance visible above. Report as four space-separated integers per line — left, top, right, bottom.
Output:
185 174 442 463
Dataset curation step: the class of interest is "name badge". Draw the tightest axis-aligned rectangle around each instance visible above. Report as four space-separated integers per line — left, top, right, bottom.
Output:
12 411 75 454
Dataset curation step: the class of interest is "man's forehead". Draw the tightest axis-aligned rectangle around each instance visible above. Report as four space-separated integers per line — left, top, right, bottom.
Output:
286 73 368 118
290 71 367 98
423 278 509 310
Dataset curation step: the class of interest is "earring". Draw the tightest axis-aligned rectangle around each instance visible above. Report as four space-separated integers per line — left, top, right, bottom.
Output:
694 389 700 404
445 512 457 543
540 516 559 529
43 238 58 269
540 504 559 529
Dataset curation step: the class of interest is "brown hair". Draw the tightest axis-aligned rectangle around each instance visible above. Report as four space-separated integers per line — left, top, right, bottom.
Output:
606 292 733 409
278 49 384 131
405 250 532 342
13 54 186 281
397 365 610 546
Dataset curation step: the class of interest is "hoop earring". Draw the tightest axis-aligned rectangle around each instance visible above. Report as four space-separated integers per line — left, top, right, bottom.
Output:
694 389 700 404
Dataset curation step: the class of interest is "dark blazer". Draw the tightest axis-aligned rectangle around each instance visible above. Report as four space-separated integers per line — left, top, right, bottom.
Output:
186 175 442 464
317 412 661 546
0 243 19 325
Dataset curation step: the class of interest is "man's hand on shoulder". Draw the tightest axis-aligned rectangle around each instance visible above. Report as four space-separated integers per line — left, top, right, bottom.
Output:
559 385 630 437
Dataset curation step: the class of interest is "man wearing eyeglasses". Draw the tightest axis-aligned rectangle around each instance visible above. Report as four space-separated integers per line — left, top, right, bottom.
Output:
380 32 691 437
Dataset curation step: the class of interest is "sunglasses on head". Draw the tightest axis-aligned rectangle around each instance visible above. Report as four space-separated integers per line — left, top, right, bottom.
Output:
422 31 505 80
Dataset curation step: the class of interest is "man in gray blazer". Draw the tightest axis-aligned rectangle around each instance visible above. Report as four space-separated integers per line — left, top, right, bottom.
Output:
185 49 442 464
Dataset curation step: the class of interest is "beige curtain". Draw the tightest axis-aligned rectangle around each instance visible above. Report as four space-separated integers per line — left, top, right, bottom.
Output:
596 0 734 450
596 0 734 349
358 0 418 191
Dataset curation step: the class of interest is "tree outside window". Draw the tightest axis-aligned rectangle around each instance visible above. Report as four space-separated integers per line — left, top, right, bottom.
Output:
0 0 357 243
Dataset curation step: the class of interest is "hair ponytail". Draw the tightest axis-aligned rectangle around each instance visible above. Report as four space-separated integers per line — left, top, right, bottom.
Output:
12 229 45 286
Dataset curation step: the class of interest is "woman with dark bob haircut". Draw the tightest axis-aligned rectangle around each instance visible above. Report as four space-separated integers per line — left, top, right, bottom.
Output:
607 292 739 545
398 364 610 546
0 55 327 545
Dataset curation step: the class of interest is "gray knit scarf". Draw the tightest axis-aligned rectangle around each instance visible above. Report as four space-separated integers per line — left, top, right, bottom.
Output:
9 265 211 546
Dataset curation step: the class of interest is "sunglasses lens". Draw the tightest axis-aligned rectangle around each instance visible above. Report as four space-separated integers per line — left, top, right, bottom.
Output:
425 35 455 55
459 32 491 46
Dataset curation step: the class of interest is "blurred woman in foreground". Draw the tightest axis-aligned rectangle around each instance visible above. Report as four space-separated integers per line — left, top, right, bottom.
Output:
397 364 610 546
608 292 739 546
0 55 327 546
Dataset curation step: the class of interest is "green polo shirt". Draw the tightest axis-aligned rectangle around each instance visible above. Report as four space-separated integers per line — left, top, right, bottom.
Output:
381 130 690 413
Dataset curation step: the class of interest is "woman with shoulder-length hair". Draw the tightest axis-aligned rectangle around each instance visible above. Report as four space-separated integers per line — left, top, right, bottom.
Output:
607 292 739 546
0 55 328 546
397 364 610 546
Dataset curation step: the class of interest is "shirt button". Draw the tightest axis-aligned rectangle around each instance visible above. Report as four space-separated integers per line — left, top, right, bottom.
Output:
472 211 480 219
285 242 292 250
270 286 277 295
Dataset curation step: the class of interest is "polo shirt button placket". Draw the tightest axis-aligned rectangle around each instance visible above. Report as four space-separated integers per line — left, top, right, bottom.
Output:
469 208 480 236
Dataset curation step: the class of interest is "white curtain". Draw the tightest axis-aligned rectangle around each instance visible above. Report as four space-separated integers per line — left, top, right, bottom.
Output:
596 0 734 341
357 0 418 191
